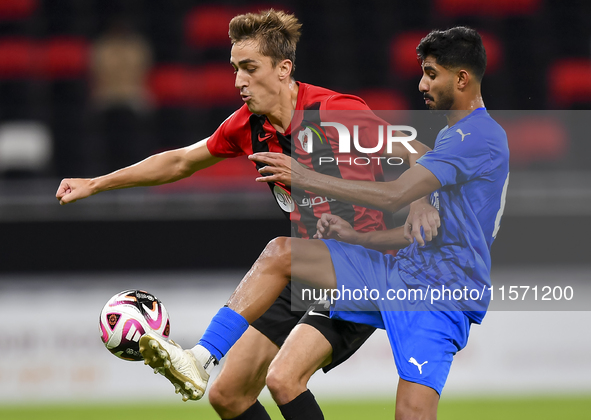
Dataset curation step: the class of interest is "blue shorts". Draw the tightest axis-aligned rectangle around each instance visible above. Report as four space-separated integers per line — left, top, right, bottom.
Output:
322 239 472 395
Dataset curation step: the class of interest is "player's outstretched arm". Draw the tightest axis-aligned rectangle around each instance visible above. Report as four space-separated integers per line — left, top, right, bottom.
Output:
314 212 437 250
56 139 224 205
384 131 432 168
250 152 441 214
314 213 409 250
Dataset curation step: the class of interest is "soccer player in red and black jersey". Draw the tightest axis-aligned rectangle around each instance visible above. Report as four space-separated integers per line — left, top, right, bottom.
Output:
56 10 437 420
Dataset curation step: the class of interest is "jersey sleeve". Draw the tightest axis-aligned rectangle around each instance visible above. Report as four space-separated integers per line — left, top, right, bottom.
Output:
206 111 247 158
324 94 390 155
417 123 492 186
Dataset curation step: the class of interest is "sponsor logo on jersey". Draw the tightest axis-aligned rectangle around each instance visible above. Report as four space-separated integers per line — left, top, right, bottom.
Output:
297 121 326 153
298 127 313 153
298 196 337 209
258 132 273 142
273 185 295 213
456 129 471 141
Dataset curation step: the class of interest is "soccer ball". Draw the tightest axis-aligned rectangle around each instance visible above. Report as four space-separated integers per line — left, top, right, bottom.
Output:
99 289 171 361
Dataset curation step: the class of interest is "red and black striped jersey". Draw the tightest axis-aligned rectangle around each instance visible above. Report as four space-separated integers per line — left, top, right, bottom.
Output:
206 82 391 239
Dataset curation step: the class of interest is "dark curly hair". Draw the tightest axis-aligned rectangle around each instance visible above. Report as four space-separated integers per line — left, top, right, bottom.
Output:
417 27 487 82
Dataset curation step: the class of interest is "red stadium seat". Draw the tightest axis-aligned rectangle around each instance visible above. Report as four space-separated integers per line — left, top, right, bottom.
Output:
0 38 36 78
390 32 425 78
185 4 291 49
479 32 502 74
0 0 37 20
185 5 238 49
149 64 240 108
355 89 409 110
0 37 89 79
148 65 192 106
548 59 591 107
503 117 568 167
435 0 541 17
189 64 240 107
37 37 89 79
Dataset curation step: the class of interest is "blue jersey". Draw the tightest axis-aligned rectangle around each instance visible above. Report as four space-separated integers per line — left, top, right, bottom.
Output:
396 108 509 323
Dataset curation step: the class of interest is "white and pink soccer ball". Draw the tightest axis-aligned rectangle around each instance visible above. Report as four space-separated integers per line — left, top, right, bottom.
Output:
99 289 170 361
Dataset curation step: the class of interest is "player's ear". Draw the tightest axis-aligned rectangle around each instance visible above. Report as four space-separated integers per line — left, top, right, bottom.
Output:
277 59 292 80
457 69 470 90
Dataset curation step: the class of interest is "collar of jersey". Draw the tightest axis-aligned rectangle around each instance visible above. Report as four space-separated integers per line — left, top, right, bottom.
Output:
445 107 487 131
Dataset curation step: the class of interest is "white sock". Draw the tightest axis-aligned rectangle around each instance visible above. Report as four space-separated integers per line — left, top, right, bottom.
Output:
191 344 217 375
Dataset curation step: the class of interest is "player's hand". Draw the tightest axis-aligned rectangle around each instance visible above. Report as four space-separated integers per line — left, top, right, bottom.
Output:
248 152 306 187
404 196 440 246
55 178 95 205
314 213 361 244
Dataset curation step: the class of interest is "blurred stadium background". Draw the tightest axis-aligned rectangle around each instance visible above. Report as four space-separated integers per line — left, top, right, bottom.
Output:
0 0 590 418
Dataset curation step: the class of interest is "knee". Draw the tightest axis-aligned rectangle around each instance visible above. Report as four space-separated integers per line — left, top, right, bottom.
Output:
266 363 305 406
394 381 438 420
395 400 436 420
266 367 293 405
207 380 228 411
262 237 291 273
208 380 243 414
265 236 291 257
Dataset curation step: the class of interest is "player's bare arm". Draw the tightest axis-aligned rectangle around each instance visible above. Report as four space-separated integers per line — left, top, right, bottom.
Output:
250 151 440 245
384 132 431 167
56 138 223 205
314 213 411 250
379 134 440 244
250 152 442 214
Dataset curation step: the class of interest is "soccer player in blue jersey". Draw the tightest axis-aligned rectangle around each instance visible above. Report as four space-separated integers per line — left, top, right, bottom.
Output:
140 27 509 419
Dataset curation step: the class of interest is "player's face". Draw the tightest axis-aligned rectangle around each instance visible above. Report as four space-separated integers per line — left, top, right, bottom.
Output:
418 56 456 111
231 40 283 115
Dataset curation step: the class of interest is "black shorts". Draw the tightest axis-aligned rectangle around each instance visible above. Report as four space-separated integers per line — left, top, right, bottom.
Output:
251 283 376 372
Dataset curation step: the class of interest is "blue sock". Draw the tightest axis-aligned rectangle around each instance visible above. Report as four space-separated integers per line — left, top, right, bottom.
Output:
198 307 249 362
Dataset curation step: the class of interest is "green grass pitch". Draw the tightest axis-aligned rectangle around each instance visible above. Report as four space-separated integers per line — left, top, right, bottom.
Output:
1 396 590 420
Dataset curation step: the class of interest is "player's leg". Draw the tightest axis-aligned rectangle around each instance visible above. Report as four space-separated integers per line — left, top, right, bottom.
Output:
225 237 337 322
394 379 439 420
380 308 471 420
266 324 331 409
139 237 337 401
267 300 377 420
210 283 307 419
315 240 446 420
208 326 277 419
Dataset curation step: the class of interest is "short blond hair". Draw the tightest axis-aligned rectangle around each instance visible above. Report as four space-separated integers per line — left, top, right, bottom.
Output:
229 9 302 75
